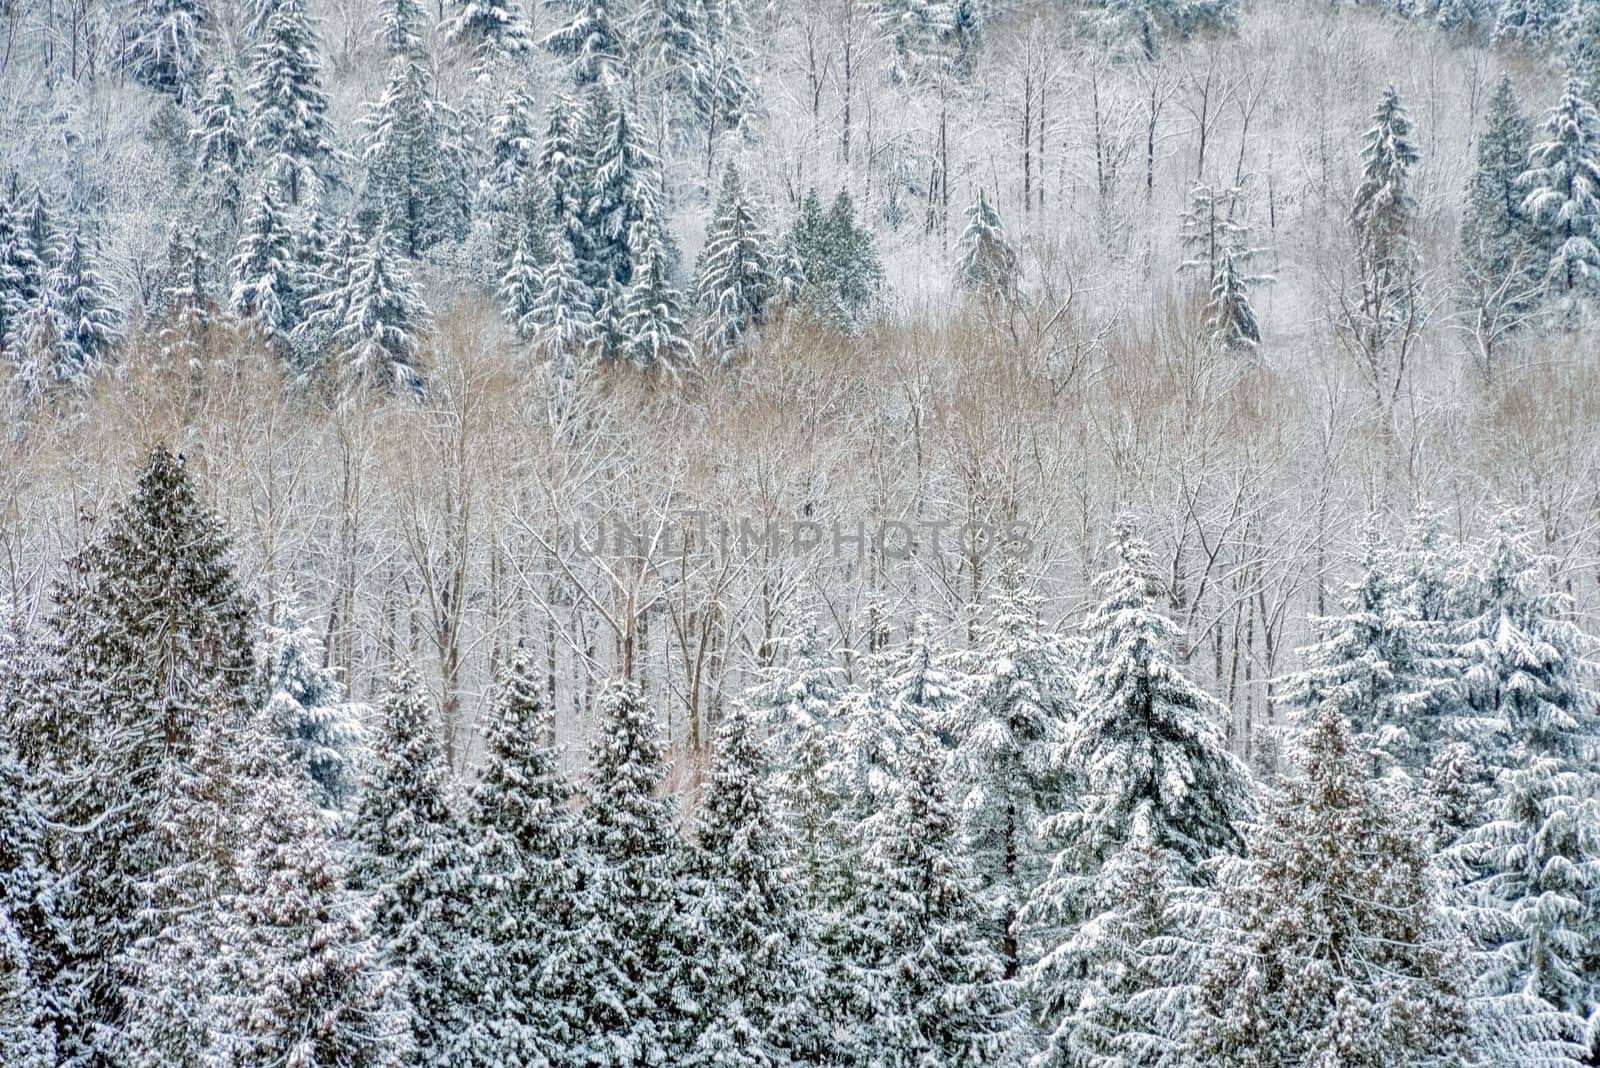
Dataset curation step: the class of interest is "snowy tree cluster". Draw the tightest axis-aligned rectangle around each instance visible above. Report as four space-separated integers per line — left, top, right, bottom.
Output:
3 450 1596 1065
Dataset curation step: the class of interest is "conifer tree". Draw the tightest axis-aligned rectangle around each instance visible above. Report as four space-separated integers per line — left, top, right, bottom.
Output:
230 184 300 345
568 682 688 1066
941 561 1077 978
458 649 576 1064
542 0 626 86
128 0 209 101
1444 756 1600 1067
1520 78 1600 314
785 188 884 327
525 231 597 366
691 0 758 163
1188 705 1472 1066
260 603 364 814
632 0 705 100
324 227 432 399
1460 74 1544 355
583 90 665 289
38 447 256 1064
1027 521 1251 1063
683 705 826 1066
1492 0 1569 49
1567 0 1600 91
444 0 532 52
0 194 40 348
498 231 543 340
849 728 1024 1064
247 0 338 205
480 87 538 216
693 162 775 360
360 55 472 258
380 0 427 54
0 741 58 1068
1450 518 1600 765
1206 250 1264 348
619 217 692 373
953 188 1019 300
12 228 120 397
349 663 474 1066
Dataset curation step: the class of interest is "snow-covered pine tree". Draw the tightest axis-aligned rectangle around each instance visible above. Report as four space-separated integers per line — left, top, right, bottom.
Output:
127 0 209 101
1443 755 1600 1067
360 54 472 259
525 230 598 367
1460 75 1544 353
444 0 532 52
498 230 543 340
1492 0 1570 49
1280 526 1457 769
619 215 692 373
1520 77 1600 316
230 183 300 347
784 188 884 328
0 193 40 349
37 446 257 1064
1347 85 1423 385
682 705 827 1066
940 560 1077 979
849 727 1024 1064
480 86 538 217
455 648 576 1065
632 0 705 101
247 0 338 205
1026 519 1251 1064
325 226 432 399
1450 517 1600 765
542 0 626 86
693 162 775 360
0 740 58 1068
157 225 214 367
690 0 758 161
873 0 949 84
1567 0 1600 92
567 681 688 1066
1205 250 1264 348
744 620 851 909
953 187 1019 301
12 228 120 398
582 89 665 289
1188 704 1471 1066
379 0 427 54
349 662 474 1066
260 602 364 814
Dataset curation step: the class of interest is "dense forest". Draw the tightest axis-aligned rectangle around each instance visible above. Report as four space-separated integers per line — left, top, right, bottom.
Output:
1 0 1599 1061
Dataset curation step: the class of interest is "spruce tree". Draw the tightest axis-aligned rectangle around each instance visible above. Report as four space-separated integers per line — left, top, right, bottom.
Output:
1492 0 1569 49
498 230 543 340
1567 0 1600 92
360 55 472 258
1347 85 1422 394
0 193 40 348
458 649 576 1065
444 0 532 52
1460 74 1543 350
691 0 758 157
941 561 1077 979
0 741 58 1068
567 682 688 1066
583 90 665 289
324 227 432 399
525 231 597 367
1027 520 1251 1064
260 603 365 814
683 706 826 1066
784 188 884 328
349 662 474 1066
12 228 120 397
1188 705 1472 1066
542 0 626 86
1206 250 1264 348
693 162 775 360
247 0 338 205
38 446 256 1064
1444 756 1600 1067
619 217 692 373
128 0 209 101
1520 78 1600 314
230 184 300 345
953 188 1019 300
480 86 538 216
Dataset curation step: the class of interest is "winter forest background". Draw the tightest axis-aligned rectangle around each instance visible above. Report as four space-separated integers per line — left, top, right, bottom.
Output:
2 0 1600 1061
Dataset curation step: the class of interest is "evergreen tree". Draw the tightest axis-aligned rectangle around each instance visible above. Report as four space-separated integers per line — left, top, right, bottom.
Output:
444 0 532 52
1205 250 1265 348
12 228 120 397
619 216 692 373
953 188 1019 300
157 225 215 367
1445 756 1600 1067
459 649 576 1064
849 728 1024 1064
498 230 543 340
524 230 597 366
542 0 626 86
632 0 705 100
1027 520 1251 1064
349 662 474 1066
360 55 472 258
1460 75 1544 346
292 214 359 369
1567 0 1600 92
940 561 1077 979
128 0 209 101
693 162 775 360
1188 705 1472 1066
683 706 826 1066
324 227 432 399
247 0 338 205
37 446 256 1064
0 193 41 348
1492 0 1569 49
583 90 665 289
785 188 884 328
480 86 539 216
691 0 758 157
1520 78 1600 314
380 0 427 54
260 603 365 814
0 741 58 1068
567 682 688 1066
1450 518 1600 765
229 183 300 345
